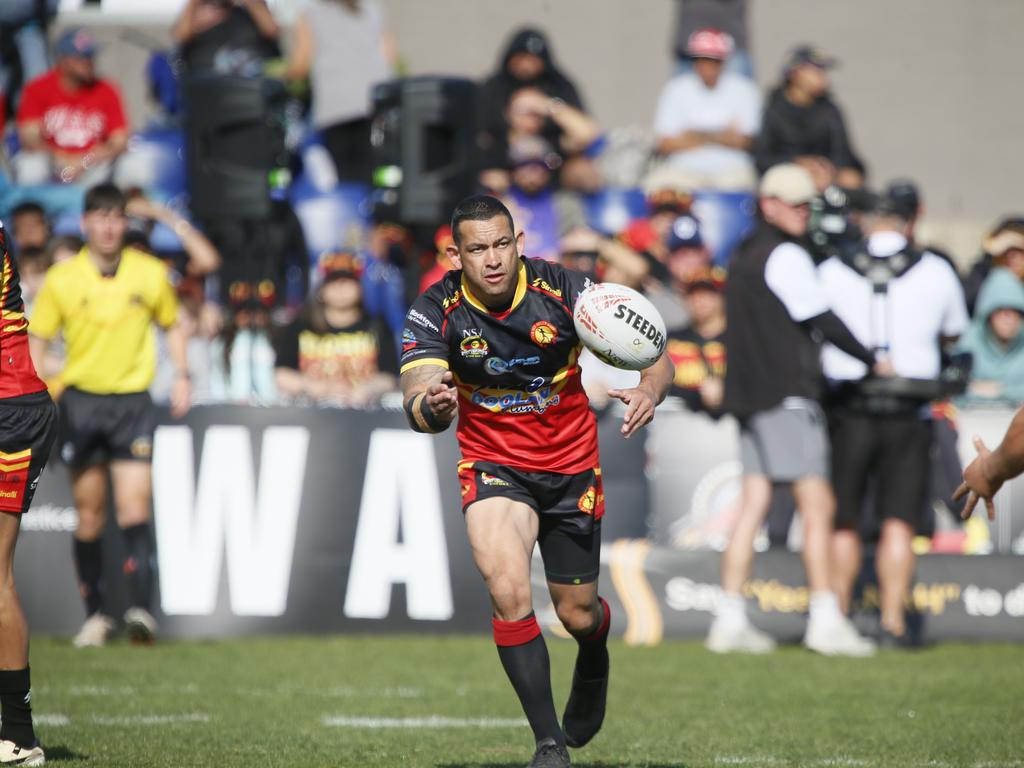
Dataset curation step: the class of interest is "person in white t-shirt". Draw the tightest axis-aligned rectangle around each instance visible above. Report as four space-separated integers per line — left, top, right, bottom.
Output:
819 193 969 646
652 28 760 191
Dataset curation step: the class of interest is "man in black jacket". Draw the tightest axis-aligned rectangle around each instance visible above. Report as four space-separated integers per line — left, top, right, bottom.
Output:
754 46 864 189
708 163 887 656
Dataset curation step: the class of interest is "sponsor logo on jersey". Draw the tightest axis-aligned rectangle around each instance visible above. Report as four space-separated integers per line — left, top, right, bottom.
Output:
407 309 439 333
531 277 562 298
613 304 666 350
460 334 489 359
402 328 417 353
480 472 511 487
484 355 541 375
530 320 558 347
470 386 561 415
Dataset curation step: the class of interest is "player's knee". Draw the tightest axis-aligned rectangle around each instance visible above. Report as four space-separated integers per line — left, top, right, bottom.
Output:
487 576 532 620
556 600 598 636
76 508 106 540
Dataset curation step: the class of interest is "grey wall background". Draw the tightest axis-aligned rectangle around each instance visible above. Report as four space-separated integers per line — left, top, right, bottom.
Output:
59 0 1024 263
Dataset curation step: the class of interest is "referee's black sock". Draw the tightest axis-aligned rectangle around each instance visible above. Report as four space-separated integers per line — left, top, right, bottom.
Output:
0 667 36 748
493 613 565 747
120 523 154 610
72 537 104 616
572 596 611 680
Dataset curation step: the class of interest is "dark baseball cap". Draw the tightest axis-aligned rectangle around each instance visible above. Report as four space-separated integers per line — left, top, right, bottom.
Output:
883 179 921 219
55 28 98 59
667 215 704 251
784 45 838 73
683 265 727 294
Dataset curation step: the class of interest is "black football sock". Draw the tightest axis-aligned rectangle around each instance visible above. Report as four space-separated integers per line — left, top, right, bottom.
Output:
120 524 154 610
493 613 565 747
0 667 36 748
73 537 104 616
572 596 611 679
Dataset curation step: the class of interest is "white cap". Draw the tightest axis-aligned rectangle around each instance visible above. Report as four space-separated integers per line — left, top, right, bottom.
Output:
759 163 817 205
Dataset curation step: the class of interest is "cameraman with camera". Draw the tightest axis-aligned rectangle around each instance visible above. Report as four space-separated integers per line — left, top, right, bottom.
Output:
818 187 969 646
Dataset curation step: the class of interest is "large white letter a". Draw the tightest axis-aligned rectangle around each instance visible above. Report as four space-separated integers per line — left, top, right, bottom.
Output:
344 429 453 620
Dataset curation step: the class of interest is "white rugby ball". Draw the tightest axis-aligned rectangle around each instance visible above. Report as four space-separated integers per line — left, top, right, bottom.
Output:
573 282 667 370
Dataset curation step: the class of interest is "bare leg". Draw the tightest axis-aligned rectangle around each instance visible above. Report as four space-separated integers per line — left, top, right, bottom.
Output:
831 528 862 614
877 518 915 636
721 474 772 594
792 475 835 594
0 514 27 670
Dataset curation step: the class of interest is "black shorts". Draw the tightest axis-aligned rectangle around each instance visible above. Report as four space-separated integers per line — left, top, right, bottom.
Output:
829 409 931 529
459 460 604 585
0 391 58 514
58 388 157 469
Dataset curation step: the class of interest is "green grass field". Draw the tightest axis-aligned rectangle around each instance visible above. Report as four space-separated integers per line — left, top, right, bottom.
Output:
27 634 1024 767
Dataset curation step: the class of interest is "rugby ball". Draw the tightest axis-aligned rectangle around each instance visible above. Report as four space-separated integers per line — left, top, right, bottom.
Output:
573 282 667 370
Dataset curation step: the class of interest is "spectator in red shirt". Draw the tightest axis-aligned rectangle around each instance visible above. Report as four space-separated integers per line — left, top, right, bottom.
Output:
14 28 128 186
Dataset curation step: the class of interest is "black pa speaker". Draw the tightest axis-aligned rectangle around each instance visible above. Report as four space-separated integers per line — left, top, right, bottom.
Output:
183 76 288 221
370 77 478 226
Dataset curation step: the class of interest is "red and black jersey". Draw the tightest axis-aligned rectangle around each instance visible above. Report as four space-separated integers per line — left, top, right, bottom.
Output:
0 222 47 400
402 257 598 474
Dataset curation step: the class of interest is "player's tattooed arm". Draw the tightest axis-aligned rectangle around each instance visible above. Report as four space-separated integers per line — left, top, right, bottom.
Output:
401 364 458 433
608 353 675 439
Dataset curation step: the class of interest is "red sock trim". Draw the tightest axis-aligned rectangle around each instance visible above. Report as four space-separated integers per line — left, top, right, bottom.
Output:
580 596 611 643
492 613 542 647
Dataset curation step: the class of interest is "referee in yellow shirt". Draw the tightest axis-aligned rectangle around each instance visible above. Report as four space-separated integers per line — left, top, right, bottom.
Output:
29 184 192 647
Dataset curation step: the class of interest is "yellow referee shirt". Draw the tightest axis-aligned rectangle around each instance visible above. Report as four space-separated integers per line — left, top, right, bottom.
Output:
30 247 179 394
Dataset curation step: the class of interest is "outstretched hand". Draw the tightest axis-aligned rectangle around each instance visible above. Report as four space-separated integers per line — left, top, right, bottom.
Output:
952 435 1000 521
426 371 458 422
607 385 657 439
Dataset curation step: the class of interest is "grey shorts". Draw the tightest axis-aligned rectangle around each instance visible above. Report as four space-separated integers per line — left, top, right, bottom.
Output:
739 398 830 481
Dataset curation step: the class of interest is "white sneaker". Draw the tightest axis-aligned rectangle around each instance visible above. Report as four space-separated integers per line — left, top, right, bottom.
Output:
706 617 777 654
124 607 158 645
804 616 877 657
0 739 45 765
72 613 115 648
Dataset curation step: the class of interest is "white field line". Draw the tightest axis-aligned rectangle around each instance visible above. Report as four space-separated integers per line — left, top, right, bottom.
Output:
715 759 1022 768
322 715 528 729
35 713 210 727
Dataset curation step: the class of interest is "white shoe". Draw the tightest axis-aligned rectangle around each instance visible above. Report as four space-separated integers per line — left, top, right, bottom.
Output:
72 613 115 648
804 616 877 657
706 617 777 654
0 739 45 765
124 607 158 645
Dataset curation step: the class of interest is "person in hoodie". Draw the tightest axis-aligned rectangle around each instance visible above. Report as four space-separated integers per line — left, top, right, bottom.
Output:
957 268 1024 406
753 45 865 190
477 27 601 193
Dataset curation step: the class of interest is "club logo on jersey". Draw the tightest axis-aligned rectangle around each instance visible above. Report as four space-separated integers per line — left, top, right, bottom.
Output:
443 290 462 310
484 355 541 375
480 472 511 487
460 334 489 359
530 320 558 347
402 328 417 353
577 486 597 515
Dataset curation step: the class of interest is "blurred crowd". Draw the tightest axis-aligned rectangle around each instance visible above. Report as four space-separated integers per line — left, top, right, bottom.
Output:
0 0 1022 418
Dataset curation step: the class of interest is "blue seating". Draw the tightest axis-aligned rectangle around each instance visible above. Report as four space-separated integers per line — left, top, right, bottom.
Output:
691 190 757 266
583 187 648 236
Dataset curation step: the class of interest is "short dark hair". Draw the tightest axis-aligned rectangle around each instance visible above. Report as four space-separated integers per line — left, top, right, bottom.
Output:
450 195 515 246
11 201 47 222
46 235 84 262
83 183 127 213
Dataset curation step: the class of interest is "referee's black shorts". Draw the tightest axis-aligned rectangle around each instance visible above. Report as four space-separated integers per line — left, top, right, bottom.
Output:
829 408 931 530
58 387 157 469
0 391 58 514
